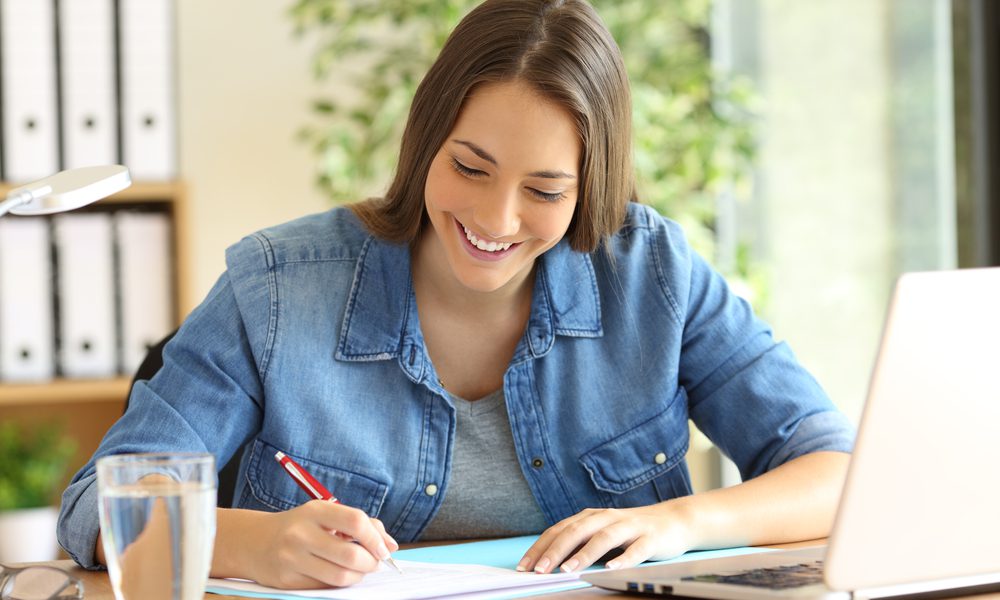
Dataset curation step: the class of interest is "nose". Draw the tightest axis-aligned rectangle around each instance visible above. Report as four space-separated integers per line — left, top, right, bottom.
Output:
472 187 520 239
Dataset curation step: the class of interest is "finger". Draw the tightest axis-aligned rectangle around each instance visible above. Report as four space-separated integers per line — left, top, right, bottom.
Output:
267 545 356 590
533 510 620 574
294 551 368 589
270 567 329 590
517 513 584 572
560 521 640 572
304 528 380 574
604 534 660 570
308 502 392 565
371 518 399 552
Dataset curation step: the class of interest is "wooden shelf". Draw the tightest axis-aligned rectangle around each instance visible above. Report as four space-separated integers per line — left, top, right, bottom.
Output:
0 377 131 406
0 180 185 469
0 180 182 204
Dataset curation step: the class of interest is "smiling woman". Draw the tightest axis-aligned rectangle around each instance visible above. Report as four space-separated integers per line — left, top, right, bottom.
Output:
419 81 580 295
413 80 583 405
58 0 855 591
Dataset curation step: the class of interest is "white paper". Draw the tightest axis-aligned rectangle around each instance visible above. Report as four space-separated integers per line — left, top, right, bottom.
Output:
207 559 588 600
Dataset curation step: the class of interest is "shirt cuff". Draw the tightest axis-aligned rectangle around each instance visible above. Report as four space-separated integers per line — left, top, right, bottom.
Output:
767 410 857 471
57 473 105 570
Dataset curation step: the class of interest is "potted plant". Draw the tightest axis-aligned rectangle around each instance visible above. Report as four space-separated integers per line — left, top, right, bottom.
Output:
0 421 76 562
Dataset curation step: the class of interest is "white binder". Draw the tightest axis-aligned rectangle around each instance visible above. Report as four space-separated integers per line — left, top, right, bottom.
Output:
58 0 118 169
52 213 117 378
0 218 55 381
119 0 177 180
0 0 59 181
115 211 173 374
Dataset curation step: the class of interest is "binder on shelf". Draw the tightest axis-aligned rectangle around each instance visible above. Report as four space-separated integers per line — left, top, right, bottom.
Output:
119 0 177 180
115 211 173 374
58 0 119 169
53 213 117 378
0 0 60 181
0 218 55 381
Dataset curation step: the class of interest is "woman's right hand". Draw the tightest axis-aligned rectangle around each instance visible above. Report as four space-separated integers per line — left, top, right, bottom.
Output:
217 501 399 589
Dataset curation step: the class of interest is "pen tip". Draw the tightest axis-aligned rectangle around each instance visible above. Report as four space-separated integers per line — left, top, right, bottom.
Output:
387 556 404 574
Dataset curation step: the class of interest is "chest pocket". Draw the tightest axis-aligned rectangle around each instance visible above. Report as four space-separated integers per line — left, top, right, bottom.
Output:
241 438 389 516
579 387 693 508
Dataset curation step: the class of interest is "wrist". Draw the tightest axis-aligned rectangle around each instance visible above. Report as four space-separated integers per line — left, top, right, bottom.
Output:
212 507 269 579
661 492 732 551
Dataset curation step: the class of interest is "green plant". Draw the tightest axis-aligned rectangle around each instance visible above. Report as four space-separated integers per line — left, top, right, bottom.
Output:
288 0 756 267
0 422 76 511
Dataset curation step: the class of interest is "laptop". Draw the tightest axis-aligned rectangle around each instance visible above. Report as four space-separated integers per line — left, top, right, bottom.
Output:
583 268 1000 599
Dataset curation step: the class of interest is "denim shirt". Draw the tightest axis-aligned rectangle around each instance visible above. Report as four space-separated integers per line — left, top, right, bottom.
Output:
58 202 854 568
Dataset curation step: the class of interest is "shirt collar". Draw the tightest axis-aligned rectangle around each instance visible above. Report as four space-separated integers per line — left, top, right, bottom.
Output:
335 236 602 364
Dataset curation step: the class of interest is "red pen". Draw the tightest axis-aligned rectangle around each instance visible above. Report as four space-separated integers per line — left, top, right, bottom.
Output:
274 451 403 574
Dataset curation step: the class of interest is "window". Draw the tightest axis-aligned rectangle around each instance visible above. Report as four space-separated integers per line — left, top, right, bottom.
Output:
692 0 989 488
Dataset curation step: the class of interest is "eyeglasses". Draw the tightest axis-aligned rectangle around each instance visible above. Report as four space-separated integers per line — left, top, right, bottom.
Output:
0 565 84 600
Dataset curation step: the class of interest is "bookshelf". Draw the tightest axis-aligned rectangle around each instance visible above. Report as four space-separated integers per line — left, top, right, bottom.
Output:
0 180 189 482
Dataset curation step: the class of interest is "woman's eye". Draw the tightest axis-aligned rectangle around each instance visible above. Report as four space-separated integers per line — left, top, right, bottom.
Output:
528 188 566 203
450 158 486 178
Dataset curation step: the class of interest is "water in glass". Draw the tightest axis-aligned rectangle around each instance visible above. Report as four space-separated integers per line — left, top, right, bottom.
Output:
97 454 215 600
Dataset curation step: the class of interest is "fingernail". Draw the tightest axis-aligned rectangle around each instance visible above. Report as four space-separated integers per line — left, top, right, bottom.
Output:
388 538 399 551
377 544 391 560
534 557 551 574
516 557 531 572
606 560 620 570
560 558 579 573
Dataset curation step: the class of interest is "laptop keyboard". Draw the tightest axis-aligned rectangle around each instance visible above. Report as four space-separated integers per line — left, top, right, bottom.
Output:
681 561 825 590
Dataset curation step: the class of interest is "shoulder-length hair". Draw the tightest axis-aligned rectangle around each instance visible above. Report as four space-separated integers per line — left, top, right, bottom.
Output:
352 0 635 253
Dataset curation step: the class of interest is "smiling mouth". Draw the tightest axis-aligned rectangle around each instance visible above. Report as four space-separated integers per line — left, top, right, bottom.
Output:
454 218 520 258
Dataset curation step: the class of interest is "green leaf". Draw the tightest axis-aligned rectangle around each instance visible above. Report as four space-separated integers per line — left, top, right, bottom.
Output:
0 421 76 511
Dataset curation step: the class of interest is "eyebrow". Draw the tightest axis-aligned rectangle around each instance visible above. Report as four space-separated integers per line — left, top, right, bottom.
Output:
452 139 577 180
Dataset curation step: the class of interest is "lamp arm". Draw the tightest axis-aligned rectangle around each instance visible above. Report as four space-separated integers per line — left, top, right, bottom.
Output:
0 183 54 218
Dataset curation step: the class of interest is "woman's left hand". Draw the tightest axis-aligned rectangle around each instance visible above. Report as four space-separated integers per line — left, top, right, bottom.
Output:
517 503 696 574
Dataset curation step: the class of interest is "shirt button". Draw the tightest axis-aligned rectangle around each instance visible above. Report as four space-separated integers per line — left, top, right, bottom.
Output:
654 452 667 465
424 484 438 496
531 458 544 469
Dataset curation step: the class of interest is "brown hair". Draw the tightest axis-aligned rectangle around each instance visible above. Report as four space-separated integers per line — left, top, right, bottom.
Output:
351 0 635 253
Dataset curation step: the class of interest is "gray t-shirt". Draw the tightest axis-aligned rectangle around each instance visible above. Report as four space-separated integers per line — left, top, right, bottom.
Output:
419 389 549 540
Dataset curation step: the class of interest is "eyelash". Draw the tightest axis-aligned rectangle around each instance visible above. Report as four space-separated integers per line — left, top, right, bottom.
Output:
448 157 566 203
449 157 485 178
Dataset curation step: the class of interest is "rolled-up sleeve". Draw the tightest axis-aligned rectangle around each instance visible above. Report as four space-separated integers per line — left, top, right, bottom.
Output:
671 242 855 481
57 474 101 569
57 268 266 567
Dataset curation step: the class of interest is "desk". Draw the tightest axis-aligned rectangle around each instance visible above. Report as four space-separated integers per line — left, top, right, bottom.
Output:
25 541 1000 600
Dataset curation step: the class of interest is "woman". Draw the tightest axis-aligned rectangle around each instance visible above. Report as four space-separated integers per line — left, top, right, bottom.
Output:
59 0 854 589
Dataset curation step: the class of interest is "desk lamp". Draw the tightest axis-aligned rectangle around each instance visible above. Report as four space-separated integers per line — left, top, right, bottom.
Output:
0 165 132 218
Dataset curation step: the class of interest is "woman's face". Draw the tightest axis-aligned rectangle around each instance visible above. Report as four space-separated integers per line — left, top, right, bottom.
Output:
423 80 581 294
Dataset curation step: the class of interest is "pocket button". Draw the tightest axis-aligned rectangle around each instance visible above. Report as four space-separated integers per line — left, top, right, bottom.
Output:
654 452 667 465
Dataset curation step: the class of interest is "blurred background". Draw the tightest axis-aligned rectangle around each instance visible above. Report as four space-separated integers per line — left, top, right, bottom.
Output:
0 0 997 559
174 0 999 488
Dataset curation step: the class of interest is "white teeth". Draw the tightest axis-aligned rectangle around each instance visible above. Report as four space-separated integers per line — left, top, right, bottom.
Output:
463 225 513 252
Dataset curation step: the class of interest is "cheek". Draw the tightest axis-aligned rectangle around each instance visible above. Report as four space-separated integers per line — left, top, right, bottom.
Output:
526 202 577 243
425 159 471 214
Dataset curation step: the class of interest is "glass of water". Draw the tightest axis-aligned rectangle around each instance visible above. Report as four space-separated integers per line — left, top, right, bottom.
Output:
96 453 216 600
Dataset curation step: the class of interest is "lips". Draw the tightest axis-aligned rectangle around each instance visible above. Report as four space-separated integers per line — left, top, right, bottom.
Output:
454 218 519 261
